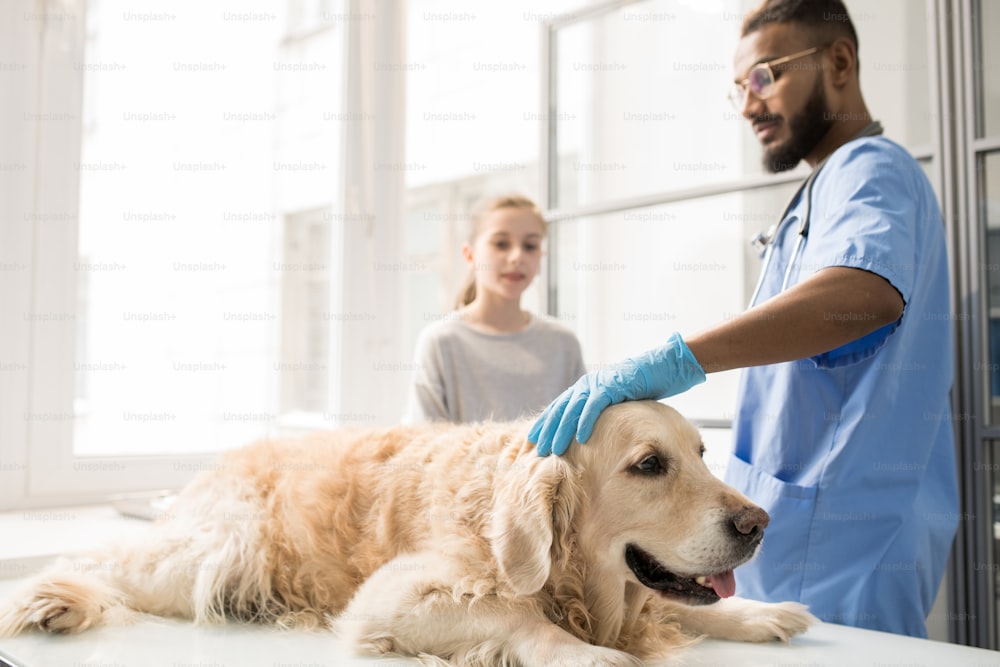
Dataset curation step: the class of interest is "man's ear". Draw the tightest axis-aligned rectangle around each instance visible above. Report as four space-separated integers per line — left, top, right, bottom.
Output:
826 36 857 88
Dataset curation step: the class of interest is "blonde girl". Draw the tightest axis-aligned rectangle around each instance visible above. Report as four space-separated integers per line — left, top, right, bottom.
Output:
403 195 586 423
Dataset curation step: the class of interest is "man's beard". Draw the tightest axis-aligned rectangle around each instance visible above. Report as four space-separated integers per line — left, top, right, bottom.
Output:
761 75 832 173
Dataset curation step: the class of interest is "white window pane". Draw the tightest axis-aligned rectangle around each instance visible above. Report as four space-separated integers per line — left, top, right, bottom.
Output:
855 0 931 148
554 1 752 209
406 0 590 191
979 0 1000 138
74 0 344 456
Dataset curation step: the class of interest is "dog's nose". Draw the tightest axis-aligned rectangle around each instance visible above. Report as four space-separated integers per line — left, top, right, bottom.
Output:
733 506 770 538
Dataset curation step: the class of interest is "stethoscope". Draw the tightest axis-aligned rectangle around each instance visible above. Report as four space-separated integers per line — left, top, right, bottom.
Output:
748 120 885 307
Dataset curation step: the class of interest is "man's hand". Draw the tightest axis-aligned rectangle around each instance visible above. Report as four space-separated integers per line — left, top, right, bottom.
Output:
529 333 706 456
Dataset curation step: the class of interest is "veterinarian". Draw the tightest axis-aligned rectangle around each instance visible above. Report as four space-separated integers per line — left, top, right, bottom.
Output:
403 194 586 423
529 0 958 639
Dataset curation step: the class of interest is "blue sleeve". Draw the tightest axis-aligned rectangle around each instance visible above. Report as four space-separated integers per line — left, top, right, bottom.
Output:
803 138 920 368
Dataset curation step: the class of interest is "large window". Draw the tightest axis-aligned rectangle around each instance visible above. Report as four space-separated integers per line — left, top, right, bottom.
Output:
0 0 401 506
2 0 572 508
0 0 942 497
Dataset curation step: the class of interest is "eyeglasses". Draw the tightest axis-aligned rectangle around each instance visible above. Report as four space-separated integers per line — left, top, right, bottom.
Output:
728 46 821 110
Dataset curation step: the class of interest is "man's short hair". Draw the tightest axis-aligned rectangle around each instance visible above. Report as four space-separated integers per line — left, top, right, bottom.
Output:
742 0 859 57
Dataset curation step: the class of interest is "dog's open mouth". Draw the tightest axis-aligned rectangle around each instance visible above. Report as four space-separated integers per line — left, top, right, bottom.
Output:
625 544 736 605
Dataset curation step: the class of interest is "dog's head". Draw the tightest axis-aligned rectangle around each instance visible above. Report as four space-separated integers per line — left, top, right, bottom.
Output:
490 400 767 606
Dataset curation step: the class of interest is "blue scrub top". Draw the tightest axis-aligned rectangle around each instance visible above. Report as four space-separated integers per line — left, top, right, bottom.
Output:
725 136 958 637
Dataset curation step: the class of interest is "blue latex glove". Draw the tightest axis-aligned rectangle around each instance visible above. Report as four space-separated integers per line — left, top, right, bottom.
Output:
529 333 706 456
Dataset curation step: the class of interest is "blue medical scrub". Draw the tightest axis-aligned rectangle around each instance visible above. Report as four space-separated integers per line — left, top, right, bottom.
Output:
725 136 958 637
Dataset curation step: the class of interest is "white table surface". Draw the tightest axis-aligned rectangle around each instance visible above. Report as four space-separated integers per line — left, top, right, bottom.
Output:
0 508 998 666
1 610 997 667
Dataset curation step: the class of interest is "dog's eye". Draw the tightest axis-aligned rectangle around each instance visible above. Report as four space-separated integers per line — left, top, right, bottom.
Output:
633 455 666 476
699 444 706 459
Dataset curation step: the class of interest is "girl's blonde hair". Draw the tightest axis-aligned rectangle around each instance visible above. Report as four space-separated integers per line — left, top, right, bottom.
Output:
454 195 547 309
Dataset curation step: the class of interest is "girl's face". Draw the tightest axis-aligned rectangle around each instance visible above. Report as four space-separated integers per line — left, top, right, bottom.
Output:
463 207 545 303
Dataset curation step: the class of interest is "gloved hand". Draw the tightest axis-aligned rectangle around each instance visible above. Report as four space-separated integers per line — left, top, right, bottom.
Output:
529 332 706 456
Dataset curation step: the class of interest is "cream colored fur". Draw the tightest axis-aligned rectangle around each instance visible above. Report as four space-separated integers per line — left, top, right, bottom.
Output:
0 401 814 665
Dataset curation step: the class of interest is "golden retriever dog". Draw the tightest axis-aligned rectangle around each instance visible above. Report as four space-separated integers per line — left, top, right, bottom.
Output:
0 401 814 665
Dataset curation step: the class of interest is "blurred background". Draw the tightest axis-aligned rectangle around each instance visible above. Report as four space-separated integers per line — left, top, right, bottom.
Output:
1 0 998 649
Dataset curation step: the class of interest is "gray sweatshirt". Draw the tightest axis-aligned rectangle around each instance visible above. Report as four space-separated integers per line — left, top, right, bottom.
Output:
403 314 586 424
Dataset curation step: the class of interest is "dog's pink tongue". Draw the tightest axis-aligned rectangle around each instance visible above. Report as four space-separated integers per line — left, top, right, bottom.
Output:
707 570 736 598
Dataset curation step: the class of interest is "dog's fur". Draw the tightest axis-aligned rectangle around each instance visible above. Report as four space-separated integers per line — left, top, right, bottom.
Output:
0 401 814 665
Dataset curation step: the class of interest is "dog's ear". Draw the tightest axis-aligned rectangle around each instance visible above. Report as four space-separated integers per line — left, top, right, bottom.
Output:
489 454 579 595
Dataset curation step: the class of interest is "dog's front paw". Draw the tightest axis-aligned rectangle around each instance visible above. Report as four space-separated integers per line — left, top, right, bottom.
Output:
732 600 817 643
664 596 817 644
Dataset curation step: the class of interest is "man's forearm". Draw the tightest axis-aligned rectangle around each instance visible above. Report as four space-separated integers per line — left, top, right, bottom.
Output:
686 266 905 373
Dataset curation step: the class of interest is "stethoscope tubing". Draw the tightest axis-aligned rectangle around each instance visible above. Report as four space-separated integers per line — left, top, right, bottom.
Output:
746 121 884 309
747 175 815 307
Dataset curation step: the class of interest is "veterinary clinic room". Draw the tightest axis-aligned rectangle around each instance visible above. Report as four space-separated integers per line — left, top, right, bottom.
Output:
4 0 1000 664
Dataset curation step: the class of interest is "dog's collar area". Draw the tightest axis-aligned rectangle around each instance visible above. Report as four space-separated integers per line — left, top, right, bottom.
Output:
624 544 734 605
